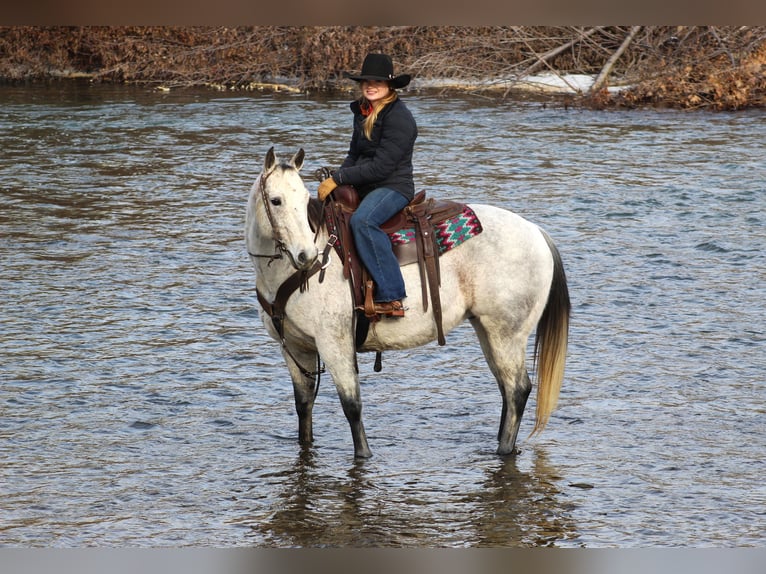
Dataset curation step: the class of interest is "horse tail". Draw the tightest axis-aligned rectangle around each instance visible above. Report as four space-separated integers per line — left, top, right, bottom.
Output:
531 229 571 436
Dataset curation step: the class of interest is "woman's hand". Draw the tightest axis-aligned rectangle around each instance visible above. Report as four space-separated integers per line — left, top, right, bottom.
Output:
318 177 338 201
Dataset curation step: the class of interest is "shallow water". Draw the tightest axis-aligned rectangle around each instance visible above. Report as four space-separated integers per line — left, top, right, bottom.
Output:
1 83 764 547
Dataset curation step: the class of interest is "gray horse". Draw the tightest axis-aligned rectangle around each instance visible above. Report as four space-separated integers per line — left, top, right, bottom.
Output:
245 148 570 458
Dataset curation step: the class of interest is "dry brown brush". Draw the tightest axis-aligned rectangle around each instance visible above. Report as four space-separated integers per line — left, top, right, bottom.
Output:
1 26 764 109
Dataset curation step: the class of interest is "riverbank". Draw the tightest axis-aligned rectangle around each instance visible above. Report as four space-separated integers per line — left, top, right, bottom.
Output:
1 26 764 110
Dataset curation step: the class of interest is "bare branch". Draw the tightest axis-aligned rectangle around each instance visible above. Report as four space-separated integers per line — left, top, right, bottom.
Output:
520 27 604 77
590 26 642 94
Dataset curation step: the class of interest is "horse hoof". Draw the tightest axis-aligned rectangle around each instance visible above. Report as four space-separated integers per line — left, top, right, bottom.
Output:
496 445 520 457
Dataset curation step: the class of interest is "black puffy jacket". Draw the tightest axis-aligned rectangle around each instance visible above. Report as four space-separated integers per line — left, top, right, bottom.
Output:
332 97 418 201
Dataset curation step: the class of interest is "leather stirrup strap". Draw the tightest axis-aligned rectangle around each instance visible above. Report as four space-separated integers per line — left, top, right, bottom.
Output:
413 210 446 346
413 216 429 312
363 279 376 317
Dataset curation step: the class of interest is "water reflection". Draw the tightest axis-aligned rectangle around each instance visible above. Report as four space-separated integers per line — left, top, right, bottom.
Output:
246 449 386 547
466 449 578 547
243 447 577 547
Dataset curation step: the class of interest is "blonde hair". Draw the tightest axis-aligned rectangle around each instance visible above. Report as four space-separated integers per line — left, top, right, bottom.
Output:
362 89 398 140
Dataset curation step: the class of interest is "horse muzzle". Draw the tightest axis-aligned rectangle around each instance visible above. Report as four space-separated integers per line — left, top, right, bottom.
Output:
291 246 319 271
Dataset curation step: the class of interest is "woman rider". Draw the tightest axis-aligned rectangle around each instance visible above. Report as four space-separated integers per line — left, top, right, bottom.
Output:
317 53 417 317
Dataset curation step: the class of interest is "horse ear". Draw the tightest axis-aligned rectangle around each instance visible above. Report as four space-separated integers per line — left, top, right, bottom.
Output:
291 149 305 171
264 147 277 172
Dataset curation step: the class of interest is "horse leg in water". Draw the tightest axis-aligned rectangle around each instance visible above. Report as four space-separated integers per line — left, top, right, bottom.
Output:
319 342 372 458
282 347 320 446
470 317 532 455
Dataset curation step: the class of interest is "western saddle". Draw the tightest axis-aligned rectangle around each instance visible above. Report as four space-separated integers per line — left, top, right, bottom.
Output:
311 185 467 348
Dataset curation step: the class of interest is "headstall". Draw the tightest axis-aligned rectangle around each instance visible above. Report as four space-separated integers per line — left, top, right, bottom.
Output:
247 168 337 384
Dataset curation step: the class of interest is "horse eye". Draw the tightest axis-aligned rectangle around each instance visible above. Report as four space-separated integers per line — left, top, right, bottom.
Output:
270 198 282 206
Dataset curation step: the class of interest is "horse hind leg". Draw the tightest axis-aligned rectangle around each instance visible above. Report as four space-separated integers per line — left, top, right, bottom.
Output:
497 368 532 455
470 317 532 456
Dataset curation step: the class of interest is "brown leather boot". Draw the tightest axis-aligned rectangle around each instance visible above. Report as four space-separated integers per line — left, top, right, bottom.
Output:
373 300 405 317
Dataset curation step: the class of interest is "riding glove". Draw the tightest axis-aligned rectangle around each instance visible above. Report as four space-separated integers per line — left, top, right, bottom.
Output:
318 177 338 201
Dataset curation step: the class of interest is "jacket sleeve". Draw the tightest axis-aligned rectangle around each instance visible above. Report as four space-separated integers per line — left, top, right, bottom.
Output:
339 126 359 171
334 104 416 187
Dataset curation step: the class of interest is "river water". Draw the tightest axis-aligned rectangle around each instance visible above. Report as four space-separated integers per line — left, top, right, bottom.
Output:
1 83 764 547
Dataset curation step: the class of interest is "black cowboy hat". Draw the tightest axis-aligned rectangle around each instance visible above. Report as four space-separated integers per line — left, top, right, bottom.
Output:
343 53 411 89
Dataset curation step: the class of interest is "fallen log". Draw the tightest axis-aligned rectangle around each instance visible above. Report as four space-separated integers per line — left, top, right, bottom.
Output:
589 26 642 94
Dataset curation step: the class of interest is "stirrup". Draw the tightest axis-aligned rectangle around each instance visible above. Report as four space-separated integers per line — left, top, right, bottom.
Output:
356 300 406 319
373 300 405 318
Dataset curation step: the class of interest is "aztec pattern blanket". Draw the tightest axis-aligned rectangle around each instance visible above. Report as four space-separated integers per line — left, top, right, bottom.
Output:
388 205 483 254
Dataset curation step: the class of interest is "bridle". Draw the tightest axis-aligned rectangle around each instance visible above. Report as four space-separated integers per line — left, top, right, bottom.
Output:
247 170 305 270
247 167 337 386
248 167 336 279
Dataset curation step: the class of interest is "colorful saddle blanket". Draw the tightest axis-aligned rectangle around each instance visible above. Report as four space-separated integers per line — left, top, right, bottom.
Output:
388 205 483 262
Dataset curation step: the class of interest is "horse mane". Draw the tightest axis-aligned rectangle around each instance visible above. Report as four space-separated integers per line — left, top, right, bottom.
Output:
307 197 325 233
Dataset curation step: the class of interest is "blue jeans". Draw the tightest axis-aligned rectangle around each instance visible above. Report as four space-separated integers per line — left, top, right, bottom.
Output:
350 187 410 302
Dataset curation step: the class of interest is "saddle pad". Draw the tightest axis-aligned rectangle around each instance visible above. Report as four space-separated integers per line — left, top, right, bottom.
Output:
389 205 483 254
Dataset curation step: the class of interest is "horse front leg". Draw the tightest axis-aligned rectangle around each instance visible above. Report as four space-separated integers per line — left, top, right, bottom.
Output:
294 379 315 446
340 389 372 458
320 342 372 458
283 347 319 447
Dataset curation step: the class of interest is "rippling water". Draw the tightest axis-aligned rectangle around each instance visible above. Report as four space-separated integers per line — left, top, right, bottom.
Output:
1 83 764 547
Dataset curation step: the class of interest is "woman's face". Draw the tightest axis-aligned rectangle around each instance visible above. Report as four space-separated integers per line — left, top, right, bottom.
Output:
361 80 391 104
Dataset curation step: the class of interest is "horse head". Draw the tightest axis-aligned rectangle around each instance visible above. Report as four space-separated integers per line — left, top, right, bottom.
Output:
246 147 319 271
